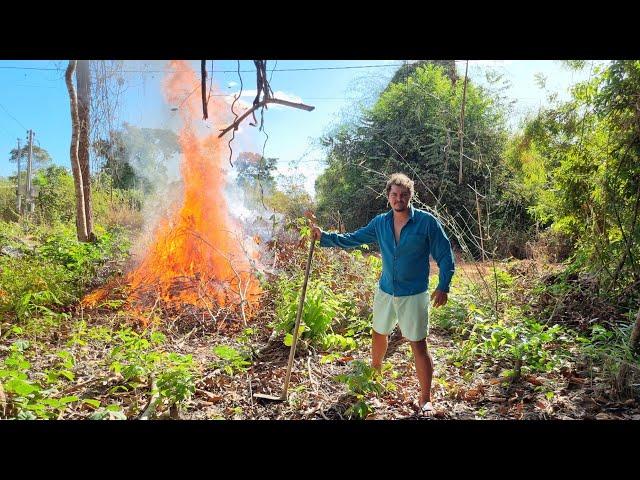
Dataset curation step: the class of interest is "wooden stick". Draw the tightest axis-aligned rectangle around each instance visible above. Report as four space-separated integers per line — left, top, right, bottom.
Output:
280 236 316 400
307 355 319 394
139 376 159 420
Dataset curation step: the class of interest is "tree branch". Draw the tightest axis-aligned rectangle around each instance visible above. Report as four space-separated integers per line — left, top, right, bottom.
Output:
267 98 315 111
458 60 469 185
201 60 208 120
218 98 315 138
139 375 159 420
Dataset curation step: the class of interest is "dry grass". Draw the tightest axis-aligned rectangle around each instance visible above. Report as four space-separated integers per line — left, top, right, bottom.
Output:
101 203 144 230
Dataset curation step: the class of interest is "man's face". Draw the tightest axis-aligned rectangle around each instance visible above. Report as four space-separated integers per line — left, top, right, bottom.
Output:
388 184 411 212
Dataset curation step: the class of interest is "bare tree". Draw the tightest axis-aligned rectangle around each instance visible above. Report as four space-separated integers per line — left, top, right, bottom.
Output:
65 60 88 242
90 60 127 174
77 60 96 242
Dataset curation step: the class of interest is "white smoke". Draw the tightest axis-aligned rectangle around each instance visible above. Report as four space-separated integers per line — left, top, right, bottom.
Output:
116 60 287 274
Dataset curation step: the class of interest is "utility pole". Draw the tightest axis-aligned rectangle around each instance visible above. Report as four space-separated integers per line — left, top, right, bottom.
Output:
15 138 22 213
26 129 34 213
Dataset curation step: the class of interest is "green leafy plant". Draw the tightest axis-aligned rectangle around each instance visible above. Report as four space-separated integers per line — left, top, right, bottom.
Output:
88 404 127 420
212 345 252 376
0 342 79 419
275 278 341 347
156 353 196 406
321 333 357 352
0 222 130 320
107 328 196 414
109 328 165 387
333 360 386 419
45 350 76 384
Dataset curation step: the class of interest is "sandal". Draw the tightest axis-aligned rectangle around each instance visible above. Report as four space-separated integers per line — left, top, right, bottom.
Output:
419 401 435 416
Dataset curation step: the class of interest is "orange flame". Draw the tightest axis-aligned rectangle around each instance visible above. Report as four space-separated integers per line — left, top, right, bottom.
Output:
118 60 261 319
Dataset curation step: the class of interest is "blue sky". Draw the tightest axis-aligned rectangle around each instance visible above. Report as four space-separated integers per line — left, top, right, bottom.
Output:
0 60 600 194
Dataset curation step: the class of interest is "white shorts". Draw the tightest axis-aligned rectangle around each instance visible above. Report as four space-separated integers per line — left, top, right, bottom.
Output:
372 288 430 341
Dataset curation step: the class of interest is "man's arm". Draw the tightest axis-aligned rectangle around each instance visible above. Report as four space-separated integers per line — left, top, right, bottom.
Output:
428 216 455 296
311 217 377 248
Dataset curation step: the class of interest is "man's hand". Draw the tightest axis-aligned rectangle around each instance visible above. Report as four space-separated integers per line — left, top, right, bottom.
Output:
304 210 322 241
431 289 448 308
310 224 322 241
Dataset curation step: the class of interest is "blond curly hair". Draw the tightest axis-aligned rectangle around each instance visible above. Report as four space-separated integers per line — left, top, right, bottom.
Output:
385 172 414 198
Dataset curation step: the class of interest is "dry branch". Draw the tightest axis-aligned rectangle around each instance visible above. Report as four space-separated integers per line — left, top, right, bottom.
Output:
201 60 208 120
139 375 160 420
218 98 315 138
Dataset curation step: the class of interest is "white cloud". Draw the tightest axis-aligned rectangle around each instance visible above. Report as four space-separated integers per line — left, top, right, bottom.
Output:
222 94 252 110
270 91 304 104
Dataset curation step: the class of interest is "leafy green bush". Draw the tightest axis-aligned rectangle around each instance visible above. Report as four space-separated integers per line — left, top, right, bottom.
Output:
0 177 19 222
578 321 638 383
211 345 252 376
108 328 196 413
333 360 386 419
0 256 74 319
109 328 166 385
0 222 130 319
444 301 573 378
0 340 80 419
274 278 342 347
33 166 75 225
156 353 196 406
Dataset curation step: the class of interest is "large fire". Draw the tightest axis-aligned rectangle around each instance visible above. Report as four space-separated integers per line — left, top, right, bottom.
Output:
84 60 262 322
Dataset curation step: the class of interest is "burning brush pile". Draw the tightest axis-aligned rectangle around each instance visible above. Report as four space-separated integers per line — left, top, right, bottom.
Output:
83 60 263 328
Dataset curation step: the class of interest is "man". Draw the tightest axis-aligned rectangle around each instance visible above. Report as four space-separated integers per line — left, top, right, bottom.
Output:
311 173 455 415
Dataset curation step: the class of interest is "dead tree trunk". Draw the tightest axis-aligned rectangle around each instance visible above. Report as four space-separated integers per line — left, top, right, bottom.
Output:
65 60 88 242
77 60 96 242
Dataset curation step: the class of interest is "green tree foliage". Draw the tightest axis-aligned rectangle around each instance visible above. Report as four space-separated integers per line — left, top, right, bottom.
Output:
234 151 277 208
268 174 314 220
504 61 640 293
0 177 19 221
9 145 52 171
315 63 508 255
232 152 313 222
33 166 76 225
387 60 458 88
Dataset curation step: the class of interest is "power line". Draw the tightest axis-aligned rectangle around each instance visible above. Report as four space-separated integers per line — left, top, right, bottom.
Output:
0 63 404 74
0 66 61 71
0 103 27 131
208 94 361 99
0 123 16 140
13 83 59 89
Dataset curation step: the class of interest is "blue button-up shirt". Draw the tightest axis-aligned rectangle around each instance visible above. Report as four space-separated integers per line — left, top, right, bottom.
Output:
319 204 455 296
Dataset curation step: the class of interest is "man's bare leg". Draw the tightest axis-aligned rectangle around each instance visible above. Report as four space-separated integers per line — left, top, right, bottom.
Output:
410 339 434 414
371 330 388 374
